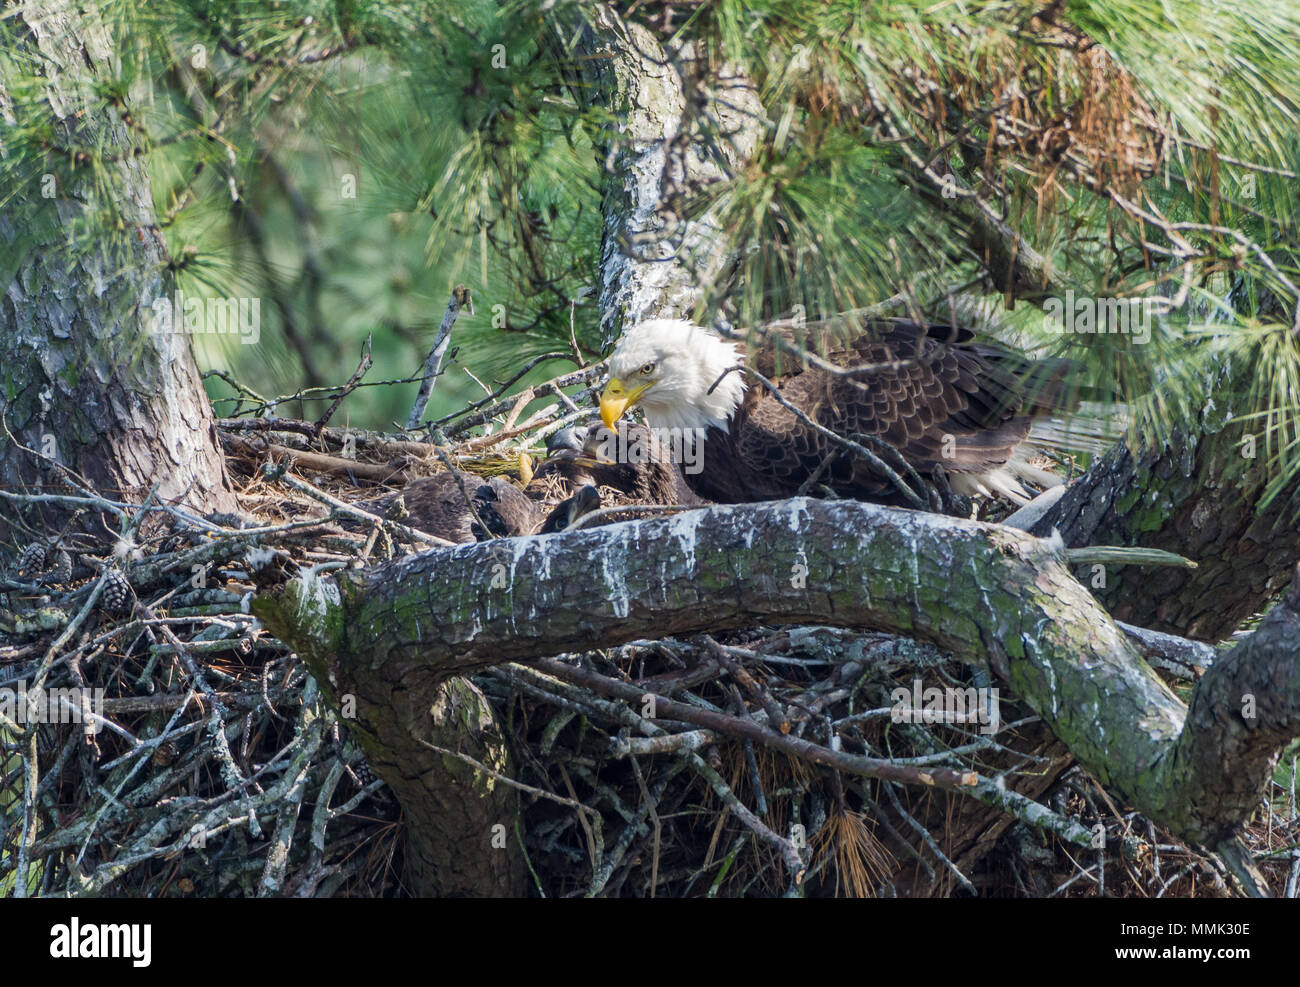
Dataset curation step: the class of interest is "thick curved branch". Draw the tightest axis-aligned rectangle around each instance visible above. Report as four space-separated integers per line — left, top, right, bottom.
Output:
257 499 1300 846
1167 572 1300 842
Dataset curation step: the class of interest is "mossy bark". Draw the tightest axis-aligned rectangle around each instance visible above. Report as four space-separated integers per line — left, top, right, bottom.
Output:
0 3 236 541
261 499 1300 885
1034 362 1298 641
255 575 528 897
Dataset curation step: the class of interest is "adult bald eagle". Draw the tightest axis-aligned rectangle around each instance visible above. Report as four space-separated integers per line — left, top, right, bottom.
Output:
599 317 1074 507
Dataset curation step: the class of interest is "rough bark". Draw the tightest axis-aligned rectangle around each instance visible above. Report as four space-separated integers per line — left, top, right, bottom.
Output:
1166 574 1300 840
356 673 526 898
258 500 1300 851
0 2 236 541
1034 361 1299 641
254 566 528 897
566 6 765 346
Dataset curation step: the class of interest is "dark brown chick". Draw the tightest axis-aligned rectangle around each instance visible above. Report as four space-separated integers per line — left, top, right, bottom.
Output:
574 423 709 507
349 472 600 543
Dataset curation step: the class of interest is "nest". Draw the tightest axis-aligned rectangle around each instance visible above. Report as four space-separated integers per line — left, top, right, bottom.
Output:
2 399 1296 897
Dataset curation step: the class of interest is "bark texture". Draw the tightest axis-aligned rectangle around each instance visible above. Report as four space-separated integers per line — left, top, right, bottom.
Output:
360 673 526 897
258 500 1300 852
567 6 765 346
254 568 528 897
1035 362 1299 641
0 2 236 539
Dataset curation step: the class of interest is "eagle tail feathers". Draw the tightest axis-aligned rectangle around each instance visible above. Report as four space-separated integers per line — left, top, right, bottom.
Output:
948 447 1062 505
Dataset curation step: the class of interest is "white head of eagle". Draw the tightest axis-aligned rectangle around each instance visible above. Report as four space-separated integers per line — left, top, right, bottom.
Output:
601 319 746 433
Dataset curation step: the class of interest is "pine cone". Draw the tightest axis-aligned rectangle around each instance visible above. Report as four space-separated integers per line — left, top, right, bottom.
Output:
100 568 133 615
18 541 48 577
152 742 178 767
353 757 376 787
42 549 73 586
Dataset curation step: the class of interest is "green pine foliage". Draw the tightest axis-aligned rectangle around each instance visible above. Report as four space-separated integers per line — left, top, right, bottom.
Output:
2 0 1297 495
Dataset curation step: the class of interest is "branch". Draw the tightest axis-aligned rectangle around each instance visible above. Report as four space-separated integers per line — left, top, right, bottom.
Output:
256 499 1300 847
1033 354 1300 640
407 285 471 430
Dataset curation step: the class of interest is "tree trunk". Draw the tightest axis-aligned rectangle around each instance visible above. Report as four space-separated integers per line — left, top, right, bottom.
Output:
301 616 528 896
564 6 765 346
1034 361 1299 641
0 1 235 544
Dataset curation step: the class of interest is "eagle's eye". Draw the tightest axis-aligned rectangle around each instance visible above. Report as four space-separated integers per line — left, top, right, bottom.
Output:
639 362 656 376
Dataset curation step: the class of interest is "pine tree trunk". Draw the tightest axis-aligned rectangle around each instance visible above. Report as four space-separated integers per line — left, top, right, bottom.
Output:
0 1 236 544
1034 361 1297 641
563 6 765 346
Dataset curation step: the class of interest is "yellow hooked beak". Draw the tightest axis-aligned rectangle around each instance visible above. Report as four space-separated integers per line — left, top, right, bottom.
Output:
599 378 650 429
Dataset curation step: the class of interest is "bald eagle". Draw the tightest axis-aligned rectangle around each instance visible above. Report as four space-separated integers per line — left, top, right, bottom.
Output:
599 317 1074 507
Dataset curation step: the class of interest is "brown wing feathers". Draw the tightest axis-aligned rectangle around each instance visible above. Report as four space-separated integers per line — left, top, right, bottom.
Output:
710 318 1073 504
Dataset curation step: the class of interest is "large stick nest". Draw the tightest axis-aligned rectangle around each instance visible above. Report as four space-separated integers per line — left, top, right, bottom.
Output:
2 392 1296 897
